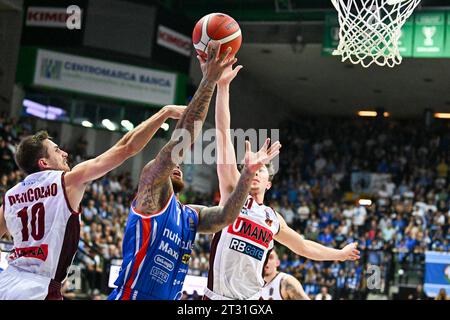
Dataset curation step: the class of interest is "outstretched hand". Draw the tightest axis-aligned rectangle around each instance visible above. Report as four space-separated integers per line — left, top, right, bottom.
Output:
244 138 282 174
196 41 237 82
339 242 360 261
162 105 187 120
217 64 243 87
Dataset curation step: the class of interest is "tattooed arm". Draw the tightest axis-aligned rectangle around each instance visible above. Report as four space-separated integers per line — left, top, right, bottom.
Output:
190 166 255 233
191 140 281 233
64 105 185 211
280 275 310 300
135 41 236 214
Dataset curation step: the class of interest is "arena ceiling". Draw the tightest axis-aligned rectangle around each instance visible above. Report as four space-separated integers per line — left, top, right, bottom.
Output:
235 43 450 118
162 0 450 22
174 0 450 118
0 0 21 11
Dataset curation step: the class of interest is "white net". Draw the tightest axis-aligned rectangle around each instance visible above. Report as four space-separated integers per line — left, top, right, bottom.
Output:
331 0 421 67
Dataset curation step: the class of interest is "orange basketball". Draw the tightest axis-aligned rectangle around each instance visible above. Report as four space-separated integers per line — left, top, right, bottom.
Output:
192 13 242 60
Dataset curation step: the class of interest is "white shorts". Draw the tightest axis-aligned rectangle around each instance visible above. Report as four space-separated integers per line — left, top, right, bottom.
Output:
0 266 51 300
203 287 261 300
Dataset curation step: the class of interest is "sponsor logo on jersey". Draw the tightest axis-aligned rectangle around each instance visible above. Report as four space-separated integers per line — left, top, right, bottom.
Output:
228 216 273 248
173 279 184 286
240 207 249 215
162 228 193 250
158 240 179 260
240 197 253 215
181 254 191 264
229 238 264 261
150 266 169 284
11 244 48 261
177 268 188 274
154 254 174 271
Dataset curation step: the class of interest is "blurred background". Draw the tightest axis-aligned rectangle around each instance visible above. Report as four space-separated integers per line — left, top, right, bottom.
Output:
0 0 449 300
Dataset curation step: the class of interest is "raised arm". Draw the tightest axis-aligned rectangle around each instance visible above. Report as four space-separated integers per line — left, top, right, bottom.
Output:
192 164 254 234
281 275 310 300
65 105 185 187
274 213 360 261
63 105 185 210
192 140 281 234
135 41 236 214
213 64 243 204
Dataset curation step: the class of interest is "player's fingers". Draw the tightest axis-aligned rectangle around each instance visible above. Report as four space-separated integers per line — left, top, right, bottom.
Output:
266 150 280 162
267 144 280 155
224 57 237 68
196 55 206 64
207 40 220 61
268 141 282 153
267 149 280 159
268 144 282 156
234 65 243 74
219 47 232 63
261 138 270 151
245 140 251 154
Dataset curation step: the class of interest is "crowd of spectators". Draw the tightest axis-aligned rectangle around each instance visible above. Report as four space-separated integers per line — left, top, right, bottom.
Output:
262 117 449 299
1 115 449 300
186 117 449 300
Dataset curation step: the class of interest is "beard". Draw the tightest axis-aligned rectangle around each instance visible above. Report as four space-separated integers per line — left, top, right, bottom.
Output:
171 176 185 194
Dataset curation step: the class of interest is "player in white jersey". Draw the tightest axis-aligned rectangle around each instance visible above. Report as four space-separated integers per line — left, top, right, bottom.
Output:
260 250 309 300
203 61 360 300
0 105 185 300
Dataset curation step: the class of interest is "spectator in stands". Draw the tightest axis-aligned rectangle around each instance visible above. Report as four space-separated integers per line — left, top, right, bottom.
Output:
434 288 449 300
0 138 15 175
83 200 98 224
315 286 332 300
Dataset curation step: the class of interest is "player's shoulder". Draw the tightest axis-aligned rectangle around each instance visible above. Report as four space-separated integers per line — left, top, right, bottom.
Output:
280 272 299 285
178 201 201 217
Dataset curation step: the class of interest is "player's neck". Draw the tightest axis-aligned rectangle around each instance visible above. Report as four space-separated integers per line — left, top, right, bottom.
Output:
264 271 279 284
249 190 265 205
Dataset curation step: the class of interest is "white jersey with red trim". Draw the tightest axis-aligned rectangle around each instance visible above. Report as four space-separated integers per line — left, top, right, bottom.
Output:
2 170 80 281
206 195 280 300
260 272 286 300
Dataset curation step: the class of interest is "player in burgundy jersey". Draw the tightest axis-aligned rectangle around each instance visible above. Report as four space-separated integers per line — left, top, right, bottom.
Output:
204 61 360 300
0 104 186 299
260 250 309 300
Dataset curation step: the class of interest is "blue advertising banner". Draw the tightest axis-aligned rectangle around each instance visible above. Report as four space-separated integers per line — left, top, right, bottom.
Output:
424 251 450 297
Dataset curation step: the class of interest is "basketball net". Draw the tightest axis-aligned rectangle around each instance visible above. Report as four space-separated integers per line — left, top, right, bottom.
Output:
331 0 421 67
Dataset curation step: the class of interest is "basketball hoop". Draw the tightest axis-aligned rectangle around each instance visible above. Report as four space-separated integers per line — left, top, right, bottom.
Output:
331 0 421 67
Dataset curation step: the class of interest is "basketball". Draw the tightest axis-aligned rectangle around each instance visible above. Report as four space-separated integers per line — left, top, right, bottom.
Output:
192 13 242 60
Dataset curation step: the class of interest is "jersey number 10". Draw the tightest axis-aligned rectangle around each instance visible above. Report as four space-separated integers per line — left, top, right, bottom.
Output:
17 203 46 242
